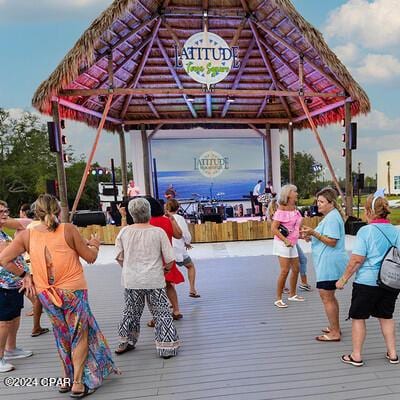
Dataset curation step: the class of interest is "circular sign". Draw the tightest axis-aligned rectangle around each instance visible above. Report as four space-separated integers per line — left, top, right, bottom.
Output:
182 32 234 87
196 150 228 178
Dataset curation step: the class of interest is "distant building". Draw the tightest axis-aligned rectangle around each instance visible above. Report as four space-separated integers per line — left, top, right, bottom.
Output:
377 150 400 195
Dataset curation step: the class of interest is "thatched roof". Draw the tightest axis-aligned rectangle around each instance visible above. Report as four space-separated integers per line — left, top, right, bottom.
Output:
32 0 370 132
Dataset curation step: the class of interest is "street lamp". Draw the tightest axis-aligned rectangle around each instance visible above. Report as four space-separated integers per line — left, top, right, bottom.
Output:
387 161 391 195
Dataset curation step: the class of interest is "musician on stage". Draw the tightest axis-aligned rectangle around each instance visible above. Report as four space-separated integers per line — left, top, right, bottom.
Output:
164 184 177 200
252 180 263 217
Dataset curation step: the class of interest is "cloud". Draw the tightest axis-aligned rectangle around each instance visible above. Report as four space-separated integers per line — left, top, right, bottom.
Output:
333 43 360 65
354 53 400 82
357 109 400 131
325 0 400 50
0 0 111 21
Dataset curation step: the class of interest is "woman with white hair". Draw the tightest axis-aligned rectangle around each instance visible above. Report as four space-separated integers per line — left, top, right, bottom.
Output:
115 198 179 359
272 184 304 308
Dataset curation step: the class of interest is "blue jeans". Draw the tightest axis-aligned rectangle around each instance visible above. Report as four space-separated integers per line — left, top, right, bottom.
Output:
296 244 307 276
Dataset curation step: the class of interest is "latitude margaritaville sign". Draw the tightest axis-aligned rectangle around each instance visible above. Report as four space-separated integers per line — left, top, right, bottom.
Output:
194 151 230 178
176 31 240 88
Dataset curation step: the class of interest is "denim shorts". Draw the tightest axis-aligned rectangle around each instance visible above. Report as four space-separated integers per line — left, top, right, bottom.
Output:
0 288 24 321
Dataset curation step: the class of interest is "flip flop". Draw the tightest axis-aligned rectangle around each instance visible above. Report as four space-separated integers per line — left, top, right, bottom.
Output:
274 300 288 308
341 354 363 367
31 328 50 337
386 353 400 364
316 334 341 342
288 295 305 302
69 384 95 398
189 292 201 298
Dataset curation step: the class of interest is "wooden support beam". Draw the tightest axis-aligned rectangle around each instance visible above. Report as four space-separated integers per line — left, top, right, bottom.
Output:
108 52 114 89
51 100 69 223
345 100 353 216
248 19 292 119
255 21 346 92
156 37 197 117
288 123 294 183
148 124 164 139
61 87 344 98
299 96 344 199
70 95 113 221
248 123 265 137
146 98 160 118
141 124 151 195
292 99 349 122
119 18 162 118
256 94 269 118
221 38 255 118
56 98 122 124
123 117 290 125
119 127 128 198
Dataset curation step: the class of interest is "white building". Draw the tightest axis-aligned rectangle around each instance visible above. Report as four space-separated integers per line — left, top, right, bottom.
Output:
377 150 400 195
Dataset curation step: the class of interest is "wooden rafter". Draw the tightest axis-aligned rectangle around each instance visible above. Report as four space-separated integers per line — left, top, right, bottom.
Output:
145 97 160 118
249 19 293 119
61 87 344 98
119 18 162 119
255 21 346 92
156 37 197 118
221 38 255 117
123 117 290 125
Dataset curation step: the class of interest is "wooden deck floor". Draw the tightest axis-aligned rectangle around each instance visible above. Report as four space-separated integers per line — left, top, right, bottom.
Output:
2 251 400 399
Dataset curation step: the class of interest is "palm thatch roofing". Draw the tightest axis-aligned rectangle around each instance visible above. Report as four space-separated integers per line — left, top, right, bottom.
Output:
32 0 370 132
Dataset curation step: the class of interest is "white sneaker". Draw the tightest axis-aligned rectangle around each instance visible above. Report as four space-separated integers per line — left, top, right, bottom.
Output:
4 347 33 360
0 358 15 373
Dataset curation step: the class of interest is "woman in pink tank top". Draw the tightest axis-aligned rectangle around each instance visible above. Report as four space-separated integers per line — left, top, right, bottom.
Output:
0 194 118 396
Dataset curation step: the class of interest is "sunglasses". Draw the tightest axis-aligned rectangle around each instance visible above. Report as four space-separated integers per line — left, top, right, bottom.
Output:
0 209 10 214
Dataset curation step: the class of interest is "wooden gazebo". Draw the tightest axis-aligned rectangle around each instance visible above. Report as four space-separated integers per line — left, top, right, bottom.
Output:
32 0 370 221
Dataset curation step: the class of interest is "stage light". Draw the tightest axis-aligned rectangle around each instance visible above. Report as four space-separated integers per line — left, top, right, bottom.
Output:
288 121 293 126
186 95 195 102
91 170 97 175
98 169 104 175
227 96 235 103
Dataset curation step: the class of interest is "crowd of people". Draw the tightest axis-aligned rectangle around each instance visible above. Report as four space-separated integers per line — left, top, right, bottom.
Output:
0 185 399 397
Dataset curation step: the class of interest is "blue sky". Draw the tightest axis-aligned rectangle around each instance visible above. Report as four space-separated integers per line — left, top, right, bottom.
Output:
1 0 399 177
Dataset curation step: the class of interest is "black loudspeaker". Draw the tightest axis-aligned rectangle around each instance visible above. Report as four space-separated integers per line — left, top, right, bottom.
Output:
350 122 357 150
201 213 223 224
46 179 58 197
345 216 367 235
72 211 106 227
47 121 60 153
225 206 234 218
353 173 364 190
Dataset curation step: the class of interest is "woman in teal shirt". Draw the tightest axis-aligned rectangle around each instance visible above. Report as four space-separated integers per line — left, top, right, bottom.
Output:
337 192 400 367
301 187 348 342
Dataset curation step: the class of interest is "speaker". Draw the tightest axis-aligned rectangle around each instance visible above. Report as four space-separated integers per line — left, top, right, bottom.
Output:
350 122 357 150
46 179 58 197
345 216 367 235
102 187 118 196
47 121 60 153
225 206 234 218
353 173 364 190
200 213 223 223
72 211 106 227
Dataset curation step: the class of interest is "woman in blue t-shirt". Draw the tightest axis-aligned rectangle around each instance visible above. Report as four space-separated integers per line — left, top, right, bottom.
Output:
336 192 400 367
301 187 348 342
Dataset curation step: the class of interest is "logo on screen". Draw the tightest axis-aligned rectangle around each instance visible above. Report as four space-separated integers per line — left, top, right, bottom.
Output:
194 151 229 178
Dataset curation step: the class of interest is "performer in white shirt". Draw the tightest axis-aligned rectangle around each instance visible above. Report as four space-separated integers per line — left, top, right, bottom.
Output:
165 199 200 298
252 179 263 217
127 180 141 197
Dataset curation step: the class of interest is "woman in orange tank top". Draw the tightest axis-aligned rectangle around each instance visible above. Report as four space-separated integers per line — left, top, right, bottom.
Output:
0 194 118 396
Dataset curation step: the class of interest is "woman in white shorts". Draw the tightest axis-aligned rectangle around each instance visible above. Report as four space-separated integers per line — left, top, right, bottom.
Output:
271 185 304 308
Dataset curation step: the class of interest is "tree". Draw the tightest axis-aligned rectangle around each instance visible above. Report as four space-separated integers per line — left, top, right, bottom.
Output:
0 109 57 213
280 145 318 198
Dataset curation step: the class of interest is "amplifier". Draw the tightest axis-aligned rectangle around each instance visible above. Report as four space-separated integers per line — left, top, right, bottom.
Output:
72 211 106 227
200 213 223 224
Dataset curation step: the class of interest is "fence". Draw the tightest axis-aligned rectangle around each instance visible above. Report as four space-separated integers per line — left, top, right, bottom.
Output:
78 217 321 245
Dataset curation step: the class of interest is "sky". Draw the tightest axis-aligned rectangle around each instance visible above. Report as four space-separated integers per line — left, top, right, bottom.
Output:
1 0 399 177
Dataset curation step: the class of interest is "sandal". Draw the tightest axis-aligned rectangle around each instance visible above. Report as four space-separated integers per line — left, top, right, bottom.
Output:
341 354 363 367
31 327 50 337
386 353 400 364
274 300 288 308
316 334 341 342
114 342 135 355
172 313 183 320
288 295 305 302
69 384 95 398
322 327 342 335
59 385 71 393
189 292 201 298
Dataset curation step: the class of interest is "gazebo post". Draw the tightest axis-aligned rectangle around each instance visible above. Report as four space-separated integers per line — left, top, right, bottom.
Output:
344 100 353 216
69 95 113 221
288 123 294 184
141 124 151 195
51 100 69 223
119 125 128 198
265 124 273 185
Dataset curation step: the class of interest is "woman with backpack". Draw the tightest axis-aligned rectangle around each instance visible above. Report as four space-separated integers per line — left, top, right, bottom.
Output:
336 191 400 367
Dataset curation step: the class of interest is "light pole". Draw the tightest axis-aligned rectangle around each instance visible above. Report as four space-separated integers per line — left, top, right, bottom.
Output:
387 161 391 195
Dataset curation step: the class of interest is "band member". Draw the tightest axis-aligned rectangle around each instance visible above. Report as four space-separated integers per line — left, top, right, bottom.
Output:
127 180 141 198
252 180 263 217
164 184 176 200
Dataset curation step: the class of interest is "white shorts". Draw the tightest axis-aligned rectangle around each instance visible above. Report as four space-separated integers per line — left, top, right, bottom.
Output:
272 239 299 258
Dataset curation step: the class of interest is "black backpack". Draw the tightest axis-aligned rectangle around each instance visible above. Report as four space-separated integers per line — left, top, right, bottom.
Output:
373 225 400 292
